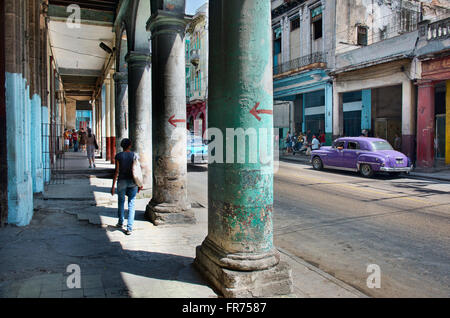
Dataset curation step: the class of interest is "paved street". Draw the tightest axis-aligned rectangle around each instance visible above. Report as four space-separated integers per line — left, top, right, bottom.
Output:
186 160 450 297
272 160 450 297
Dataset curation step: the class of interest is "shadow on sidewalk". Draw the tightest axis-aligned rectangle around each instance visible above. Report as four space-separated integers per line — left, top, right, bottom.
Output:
0 151 215 298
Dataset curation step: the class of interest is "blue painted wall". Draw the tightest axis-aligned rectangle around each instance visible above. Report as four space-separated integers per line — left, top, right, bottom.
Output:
5 73 34 226
31 94 44 193
361 89 372 131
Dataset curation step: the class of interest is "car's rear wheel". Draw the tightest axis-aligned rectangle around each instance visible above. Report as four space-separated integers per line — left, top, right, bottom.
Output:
360 164 374 178
312 156 323 170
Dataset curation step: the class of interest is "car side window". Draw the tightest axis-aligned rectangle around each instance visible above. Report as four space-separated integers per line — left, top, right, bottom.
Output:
334 141 345 149
347 142 360 150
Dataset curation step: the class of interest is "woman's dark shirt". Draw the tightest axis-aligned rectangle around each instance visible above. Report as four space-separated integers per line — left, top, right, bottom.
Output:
115 152 136 181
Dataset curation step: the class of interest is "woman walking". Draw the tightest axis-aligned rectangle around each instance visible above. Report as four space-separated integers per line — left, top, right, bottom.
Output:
79 128 87 153
85 128 97 169
111 139 143 235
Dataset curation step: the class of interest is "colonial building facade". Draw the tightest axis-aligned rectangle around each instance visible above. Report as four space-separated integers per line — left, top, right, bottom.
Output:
272 0 450 167
186 2 209 138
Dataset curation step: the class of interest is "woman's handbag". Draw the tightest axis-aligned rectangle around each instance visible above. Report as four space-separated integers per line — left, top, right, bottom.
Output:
132 153 144 188
94 135 99 150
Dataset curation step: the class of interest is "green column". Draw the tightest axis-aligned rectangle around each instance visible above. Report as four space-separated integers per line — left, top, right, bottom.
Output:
194 0 293 298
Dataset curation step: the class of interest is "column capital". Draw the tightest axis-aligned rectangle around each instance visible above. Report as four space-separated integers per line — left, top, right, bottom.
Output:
146 10 188 37
125 51 152 67
416 79 436 88
113 72 128 84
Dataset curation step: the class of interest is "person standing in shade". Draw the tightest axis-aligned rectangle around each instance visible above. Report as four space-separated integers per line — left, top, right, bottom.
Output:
85 128 97 169
111 139 143 235
72 129 78 152
64 129 70 152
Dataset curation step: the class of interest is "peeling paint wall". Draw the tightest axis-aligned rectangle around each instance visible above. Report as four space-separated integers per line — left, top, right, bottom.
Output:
3 0 49 226
336 0 423 55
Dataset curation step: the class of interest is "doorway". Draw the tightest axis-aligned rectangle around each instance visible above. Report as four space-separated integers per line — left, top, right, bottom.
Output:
436 114 446 159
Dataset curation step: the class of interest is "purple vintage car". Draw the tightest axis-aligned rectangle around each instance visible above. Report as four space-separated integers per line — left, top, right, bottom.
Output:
311 137 413 177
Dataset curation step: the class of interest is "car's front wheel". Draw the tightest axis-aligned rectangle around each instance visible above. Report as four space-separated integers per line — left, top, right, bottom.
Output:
360 164 374 178
312 156 323 170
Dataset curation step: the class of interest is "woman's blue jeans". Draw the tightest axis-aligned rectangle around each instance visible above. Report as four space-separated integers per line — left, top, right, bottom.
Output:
117 179 138 231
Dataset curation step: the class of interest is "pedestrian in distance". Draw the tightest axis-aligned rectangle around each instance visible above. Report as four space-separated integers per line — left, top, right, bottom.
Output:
64 129 70 152
312 135 320 151
85 128 97 169
318 130 326 146
111 138 144 235
79 127 87 153
285 131 292 154
72 129 79 152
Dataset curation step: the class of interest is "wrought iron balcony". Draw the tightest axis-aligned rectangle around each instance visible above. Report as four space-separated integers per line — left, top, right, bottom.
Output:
273 52 326 76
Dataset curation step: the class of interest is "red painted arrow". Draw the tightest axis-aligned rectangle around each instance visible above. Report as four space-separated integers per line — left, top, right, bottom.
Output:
168 115 185 127
250 102 273 121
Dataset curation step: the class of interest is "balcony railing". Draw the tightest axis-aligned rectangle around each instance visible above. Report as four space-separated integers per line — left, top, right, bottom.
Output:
273 52 326 76
419 17 450 41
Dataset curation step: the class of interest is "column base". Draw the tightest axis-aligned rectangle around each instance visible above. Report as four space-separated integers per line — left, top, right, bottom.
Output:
145 201 194 226
194 245 294 298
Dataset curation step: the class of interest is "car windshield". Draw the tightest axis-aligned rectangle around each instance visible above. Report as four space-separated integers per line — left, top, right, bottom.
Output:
371 141 393 151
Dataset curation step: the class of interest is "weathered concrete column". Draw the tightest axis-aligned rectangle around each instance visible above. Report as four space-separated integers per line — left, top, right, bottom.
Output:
145 3 192 224
402 80 416 160
333 82 343 139
105 78 111 161
126 51 152 191
113 71 129 156
0 0 7 227
416 81 435 168
325 82 333 145
109 76 116 163
446 80 450 165
194 0 293 298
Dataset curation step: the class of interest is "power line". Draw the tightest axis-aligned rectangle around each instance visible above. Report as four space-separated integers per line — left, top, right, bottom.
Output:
50 46 106 59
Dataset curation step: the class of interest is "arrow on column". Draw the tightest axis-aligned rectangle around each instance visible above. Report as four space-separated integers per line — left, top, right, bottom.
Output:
250 102 273 121
168 115 186 127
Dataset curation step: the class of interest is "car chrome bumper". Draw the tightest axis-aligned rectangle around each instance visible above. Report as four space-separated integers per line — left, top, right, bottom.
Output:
380 166 412 172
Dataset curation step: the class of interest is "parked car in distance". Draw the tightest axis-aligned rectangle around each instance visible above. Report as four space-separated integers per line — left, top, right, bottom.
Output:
187 134 208 164
311 137 413 177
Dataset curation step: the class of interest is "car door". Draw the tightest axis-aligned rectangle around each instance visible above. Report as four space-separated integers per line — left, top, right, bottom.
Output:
343 141 360 169
327 140 345 167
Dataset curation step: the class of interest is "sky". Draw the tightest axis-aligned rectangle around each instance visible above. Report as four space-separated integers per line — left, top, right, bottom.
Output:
186 0 207 15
